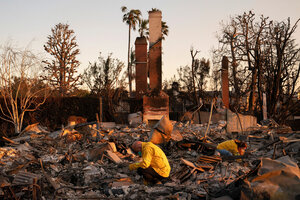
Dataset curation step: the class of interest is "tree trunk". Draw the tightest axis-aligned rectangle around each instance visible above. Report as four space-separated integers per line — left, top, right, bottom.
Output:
230 40 240 109
249 67 257 114
270 50 283 117
128 25 132 97
190 50 201 123
257 61 263 119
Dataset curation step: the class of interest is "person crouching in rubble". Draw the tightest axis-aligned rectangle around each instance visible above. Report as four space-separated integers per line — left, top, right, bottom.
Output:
129 141 171 185
216 136 247 157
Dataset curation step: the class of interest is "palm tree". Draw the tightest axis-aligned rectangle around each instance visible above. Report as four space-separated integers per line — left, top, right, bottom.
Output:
129 48 136 83
138 19 149 38
150 8 161 12
139 19 169 41
161 21 169 40
121 6 141 97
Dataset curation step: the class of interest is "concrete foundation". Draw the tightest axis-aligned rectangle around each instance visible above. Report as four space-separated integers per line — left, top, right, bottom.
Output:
226 110 257 133
191 109 257 133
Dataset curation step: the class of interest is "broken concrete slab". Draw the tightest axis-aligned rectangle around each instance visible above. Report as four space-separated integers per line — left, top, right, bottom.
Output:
226 110 257 133
111 177 134 188
249 157 300 199
99 122 116 129
106 150 123 164
128 112 143 127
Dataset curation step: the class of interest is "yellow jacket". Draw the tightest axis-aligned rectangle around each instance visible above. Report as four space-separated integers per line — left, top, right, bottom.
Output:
217 140 239 156
129 142 171 177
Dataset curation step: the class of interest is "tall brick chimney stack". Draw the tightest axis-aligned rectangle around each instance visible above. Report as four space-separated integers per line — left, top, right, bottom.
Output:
141 10 169 125
135 37 148 99
221 56 230 109
148 10 162 91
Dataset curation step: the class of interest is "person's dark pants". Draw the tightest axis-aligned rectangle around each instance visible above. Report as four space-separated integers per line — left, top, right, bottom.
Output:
216 149 233 156
137 167 166 184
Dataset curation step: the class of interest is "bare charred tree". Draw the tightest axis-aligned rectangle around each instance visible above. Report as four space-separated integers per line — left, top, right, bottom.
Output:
214 17 250 111
43 23 81 97
0 44 50 135
82 53 126 120
190 50 211 94
214 11 300 123
211 68 221 92
176 49 210 122
162 75 178 92
267 18 300 121
196 58 211 93
211 53 222 92
190 48 200 111
233 12 270 114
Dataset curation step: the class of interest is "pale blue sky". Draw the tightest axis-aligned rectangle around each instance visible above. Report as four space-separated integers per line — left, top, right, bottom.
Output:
1 0 299 81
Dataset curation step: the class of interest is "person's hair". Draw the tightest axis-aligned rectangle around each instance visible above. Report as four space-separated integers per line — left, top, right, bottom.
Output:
236 141 247 148
237 135 247 142
131 141 142 153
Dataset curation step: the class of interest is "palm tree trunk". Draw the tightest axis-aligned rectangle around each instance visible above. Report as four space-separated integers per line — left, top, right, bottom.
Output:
128 25 132 97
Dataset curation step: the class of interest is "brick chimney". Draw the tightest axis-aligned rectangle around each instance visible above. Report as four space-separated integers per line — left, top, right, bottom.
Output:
135 36 148 99
222 56 229 109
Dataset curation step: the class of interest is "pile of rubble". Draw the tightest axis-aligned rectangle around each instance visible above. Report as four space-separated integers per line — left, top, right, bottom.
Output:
0 119 299 199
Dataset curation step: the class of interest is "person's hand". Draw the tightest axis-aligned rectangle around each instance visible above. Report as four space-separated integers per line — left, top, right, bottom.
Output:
243 151 251 158
117 162 128 168
238 147 247 156
129 163 137 171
